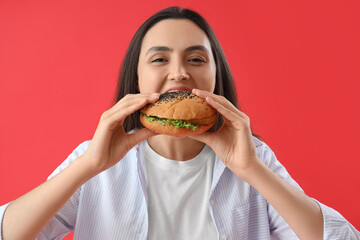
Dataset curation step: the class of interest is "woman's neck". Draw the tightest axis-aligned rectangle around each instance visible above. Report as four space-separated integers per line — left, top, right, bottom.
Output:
146 134 205 161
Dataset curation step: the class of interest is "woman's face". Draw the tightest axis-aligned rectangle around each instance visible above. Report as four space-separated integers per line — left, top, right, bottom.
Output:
137 19 216 94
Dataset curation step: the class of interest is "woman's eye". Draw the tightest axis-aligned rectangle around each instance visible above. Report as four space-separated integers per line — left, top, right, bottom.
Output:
189 58 206 63
151 58 167 63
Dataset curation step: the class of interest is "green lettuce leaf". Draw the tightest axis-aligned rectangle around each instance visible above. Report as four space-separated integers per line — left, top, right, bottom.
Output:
141 113 198 130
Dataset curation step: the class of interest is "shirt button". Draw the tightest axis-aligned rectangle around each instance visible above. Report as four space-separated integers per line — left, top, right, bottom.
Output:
210 200 215 206
221 234 227 240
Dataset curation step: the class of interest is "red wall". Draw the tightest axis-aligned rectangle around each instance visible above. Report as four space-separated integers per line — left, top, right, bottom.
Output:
1 0 359 237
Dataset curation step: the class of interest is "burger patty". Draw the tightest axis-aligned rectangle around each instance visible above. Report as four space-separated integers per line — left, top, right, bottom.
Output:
185 114 218 125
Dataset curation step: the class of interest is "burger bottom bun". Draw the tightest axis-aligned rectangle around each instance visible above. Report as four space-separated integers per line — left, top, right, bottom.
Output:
140 115 215 137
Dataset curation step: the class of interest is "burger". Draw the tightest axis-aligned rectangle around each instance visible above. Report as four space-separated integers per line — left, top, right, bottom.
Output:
140 91 218 137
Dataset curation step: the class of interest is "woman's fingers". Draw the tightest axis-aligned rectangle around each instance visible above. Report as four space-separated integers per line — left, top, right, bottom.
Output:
192 89 247 119
87 93 160 171
107 93 159 116
209 96 251 130
206 96 239 122
101 93 159 130
193 88 251 129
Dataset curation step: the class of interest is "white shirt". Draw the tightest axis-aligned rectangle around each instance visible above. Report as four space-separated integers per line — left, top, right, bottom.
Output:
143 140 218 240
0 136 359 239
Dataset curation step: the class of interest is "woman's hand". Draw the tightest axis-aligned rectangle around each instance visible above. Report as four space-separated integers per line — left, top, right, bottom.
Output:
190 89 325 239
81 93 160 175
2 93 160 240
189 89 260 180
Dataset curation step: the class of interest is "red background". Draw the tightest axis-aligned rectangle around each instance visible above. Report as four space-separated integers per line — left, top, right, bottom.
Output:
1 0 359 238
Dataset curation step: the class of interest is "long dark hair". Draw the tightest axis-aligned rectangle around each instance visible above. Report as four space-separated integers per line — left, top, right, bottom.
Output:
115 6 259 139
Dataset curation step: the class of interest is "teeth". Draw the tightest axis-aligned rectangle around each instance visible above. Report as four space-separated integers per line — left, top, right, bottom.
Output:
169 90 181 92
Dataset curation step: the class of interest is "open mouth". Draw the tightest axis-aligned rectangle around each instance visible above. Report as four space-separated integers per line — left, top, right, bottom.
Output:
165 87 192 93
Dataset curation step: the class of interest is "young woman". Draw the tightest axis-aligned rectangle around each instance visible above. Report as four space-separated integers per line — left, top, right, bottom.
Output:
1 7 359 240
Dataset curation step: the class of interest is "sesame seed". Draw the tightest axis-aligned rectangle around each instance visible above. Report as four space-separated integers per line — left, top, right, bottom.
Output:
142 91 204 110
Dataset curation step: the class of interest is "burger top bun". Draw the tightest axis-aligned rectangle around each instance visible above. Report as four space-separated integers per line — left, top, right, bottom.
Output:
141 91 217 120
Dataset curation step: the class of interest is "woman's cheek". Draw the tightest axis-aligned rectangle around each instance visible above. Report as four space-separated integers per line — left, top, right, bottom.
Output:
139 77 164 94
196 74 216 92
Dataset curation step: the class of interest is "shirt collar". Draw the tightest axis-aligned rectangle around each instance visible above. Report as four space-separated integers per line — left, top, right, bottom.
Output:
135 141 227 200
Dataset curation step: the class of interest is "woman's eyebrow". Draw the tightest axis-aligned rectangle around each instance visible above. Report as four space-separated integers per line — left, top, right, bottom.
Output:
185 45 210 54
146 46 172 56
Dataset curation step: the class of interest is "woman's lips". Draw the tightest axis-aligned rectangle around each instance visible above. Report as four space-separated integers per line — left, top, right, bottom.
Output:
164 86 193 93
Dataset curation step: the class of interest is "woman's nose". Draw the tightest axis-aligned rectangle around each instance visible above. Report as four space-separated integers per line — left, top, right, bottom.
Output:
168 62 190 81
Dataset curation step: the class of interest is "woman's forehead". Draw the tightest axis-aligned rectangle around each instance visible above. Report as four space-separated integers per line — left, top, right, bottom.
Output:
140 19 212 52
